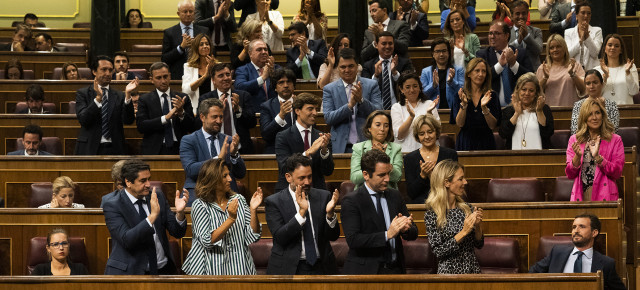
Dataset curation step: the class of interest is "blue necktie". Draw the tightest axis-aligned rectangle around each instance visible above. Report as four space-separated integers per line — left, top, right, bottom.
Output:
573 251 584 273
502 66 512 105
302 210 318 265
375 192 392 262
135 198 147 220
570 9 577 28
209 136 218 158
161 93 174 148
101 88 111 139
382 60 392 110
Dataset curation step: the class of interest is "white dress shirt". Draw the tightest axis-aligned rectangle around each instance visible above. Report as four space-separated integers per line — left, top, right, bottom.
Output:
563 247 594 273
287 186 337 260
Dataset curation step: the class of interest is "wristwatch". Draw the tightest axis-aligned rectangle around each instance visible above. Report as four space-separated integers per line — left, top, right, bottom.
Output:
267 20 273 26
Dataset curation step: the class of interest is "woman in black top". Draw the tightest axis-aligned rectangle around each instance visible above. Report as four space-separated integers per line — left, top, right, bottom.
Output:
404 114 458 204
230 19 272 69
32 228 88 275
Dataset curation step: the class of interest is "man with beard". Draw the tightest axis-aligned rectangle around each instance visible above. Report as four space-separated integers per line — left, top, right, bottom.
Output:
7 125 53 156
259 68 296 154
530 213 625 290
508 1 542 71
113 51 141 80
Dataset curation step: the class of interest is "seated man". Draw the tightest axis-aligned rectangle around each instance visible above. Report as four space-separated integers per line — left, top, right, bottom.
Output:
113 51 141 80
530 213 625 290
508 1 543 71
17 84 51 114
260 68 296 154
23 13 45 28
34 33 67 52
286 22 327 80
7 124 53 156
0 24 31 52
235 39 280 109
389 0 429 47
361 0 411 63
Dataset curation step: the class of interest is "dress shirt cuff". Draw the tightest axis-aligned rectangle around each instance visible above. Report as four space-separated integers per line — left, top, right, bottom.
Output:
302 151 308 157
176 216 186 225
275 114 287 127
561 19 567 28
161 116 168 125
523 33 531 42
410 22 418 30
326 214 337 228
235 107 242 118
384 231 389 241
295 212 306 225
94 99 102 108
295 58 303 67
307 50 315 59
319 148 330 159
494 63 504 74
177 46 184 54
145 218 153 228
257 76 265 86
124 97 131 105
509 62 520 74
393 71 400 81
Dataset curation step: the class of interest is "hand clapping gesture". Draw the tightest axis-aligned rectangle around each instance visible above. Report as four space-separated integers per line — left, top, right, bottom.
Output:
541 61 550 79
536 94 546 112
458 88 469 109
624 58 635 75
419 160 436 179
227 198 239 220
325 189 339 217
426 96 440 115
250 187 263 211
480 90 493 109
295 185 309 216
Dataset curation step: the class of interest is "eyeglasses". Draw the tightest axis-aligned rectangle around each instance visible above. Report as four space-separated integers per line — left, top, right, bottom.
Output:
48 241 70 248
433 49 449 54
488 32 504 36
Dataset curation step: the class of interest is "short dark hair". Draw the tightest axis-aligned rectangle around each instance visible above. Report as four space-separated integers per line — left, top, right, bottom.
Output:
209 62 231 77
198 97 224 116
91 55 114 71
23 124 43 140
430 37 452 68
287 22 309 38
121 159 151 185
292 92 321 111
362 110 394 142
512 0 529 9
575 0 592 13
361 149 390 176
337 47 356 63
149 62 170 75
5 58 23 79
575 213 601 234
34 33 52 43
24 13 38 22
375 31 394 44
368 0 389 12
396 72 429 106
271 68 297 89
584 69 603 84
284 153 312 174
25 84 45 102
113 51 130 63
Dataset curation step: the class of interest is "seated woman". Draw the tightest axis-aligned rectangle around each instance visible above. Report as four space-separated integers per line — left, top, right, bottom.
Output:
594 34 639 105
451 58 501 150
230 19 272 70
566 98 624 201
404 114 458 204
32 228 88 275
317 33 362 89
245 0 284 51
122 9 148 28
5 58 23 79
425 160 484 274
537 34 586 106
182 159 262 275
443 10 480 68
440 0 476 32
570 70 619 134
38 176 85 209
61 62 80 80
182 33 217 115
293 0 327 41
420 37 465 110
499 72 554 149
350 111 403 190
392 72 440 153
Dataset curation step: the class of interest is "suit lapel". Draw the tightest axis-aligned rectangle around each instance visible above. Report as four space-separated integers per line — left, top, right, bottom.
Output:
279 188 299 224
358 186 385 230
195 130 212 159
308 189 324 241
590 251 603 273
118 190 145 226
289 125 305 153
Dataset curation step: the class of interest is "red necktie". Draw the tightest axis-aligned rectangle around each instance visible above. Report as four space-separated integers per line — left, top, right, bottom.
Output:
303 129 310 151
258 67 268 99
222 93 233 135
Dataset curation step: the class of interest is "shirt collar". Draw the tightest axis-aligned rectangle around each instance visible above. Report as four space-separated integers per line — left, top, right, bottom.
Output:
364 182 378 195
180 22 193 31
202 128 215 140
124 189 143 204
277 95 292 103
251 61 262 71
342 78 358 88
381 17 390 27
156 89 169 97
217 88 232 96
25 150 38 156
571 247 594 259
295 119 309 131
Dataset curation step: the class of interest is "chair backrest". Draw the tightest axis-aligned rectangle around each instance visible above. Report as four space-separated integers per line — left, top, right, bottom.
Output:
29 183 54 208
52 67 92 80
475 237 520 273
0 69 35 80
248 238 272 274
72 22 90 28
493 132 505 150
338 181 355 204
330 237 349 273
15 102 57 114
141 22 153 28
438 134 455 150
550 129 571 149
27 236 89 275
486 178 544 202
403 237 438 274
131 44 162 52
16 137 62 155
56 43 87 52
67 101 77 114
633 92 640 104
553 176 574 201
618 127 640 149
129 68 148 80
536 236 573 262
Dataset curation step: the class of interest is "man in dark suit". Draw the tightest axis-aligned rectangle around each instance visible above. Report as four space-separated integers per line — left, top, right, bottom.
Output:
74 55 137 155
265 153 340 275
161 0 210 80
361 0 411 63
113 51 141 81
235 39 280 109
259 68 296 154
361 31 415 110
103 159 188 275
136 62 196 155
179 98 246 206
233 0 279 26
34 33 67 52
389 0 429 47
550 1 575 36
341 149 417 274
476 20 532 107
194 0 237 52
285 22 327 80
7 124 53 156
17 84 51 114
530 213 625 290
509 1 543 71
0 24 31 51
275 93 333 193
199 63 256 154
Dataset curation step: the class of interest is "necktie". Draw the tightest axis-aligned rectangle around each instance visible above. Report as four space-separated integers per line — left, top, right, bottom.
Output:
302 210 318 265
502 66 512 105
258 67 268 99
209 135 218 157
346 84 358 144
222 93 233 135
381 60 392 110
184 25 191 37
161 93 174 148
303 129 310 151
214 0 222 45
375 192 392 263
570 9 577 27
135 199 147 220
136 198 158 274
573 251 584 273
101 88 111 140
301 56 312 80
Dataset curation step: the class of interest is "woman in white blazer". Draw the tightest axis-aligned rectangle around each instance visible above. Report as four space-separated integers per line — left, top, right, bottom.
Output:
182 33 218 115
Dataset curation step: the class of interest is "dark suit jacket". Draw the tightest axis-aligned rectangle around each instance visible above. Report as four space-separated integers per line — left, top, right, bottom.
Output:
340 186 418 274
403 147 458 204
265 187 340 274
388 10 429 47
74 85 135 155
361 55 415 103
103 189 187 274
0 43 12 51
550 2 572 36
16 108 51 114
286 39 328 79
161 23 210 80
234 62 280 109
136 90 196 155
530 245 625 290
361 19 411 63
476 46 532 104
198 89 256 154
194 0 237 51
112 71 140 81
233 0 279 26
7 150 52 156
274 125 334 192
259 97 296 154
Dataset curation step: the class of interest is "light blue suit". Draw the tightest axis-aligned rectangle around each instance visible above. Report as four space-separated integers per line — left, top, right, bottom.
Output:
322 77 382 153
420 65 465 109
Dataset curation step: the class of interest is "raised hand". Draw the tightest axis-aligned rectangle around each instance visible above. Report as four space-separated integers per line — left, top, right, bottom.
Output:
351 81 363 104
473 207 483 226
462 211 477 234
295 185 309 215
426 96 439 114
125 77 139 97
572 141 582 157
625 58 634 75
148 187 160 223
565 10 574 24
326 189 339 215
506 47 517 67
568 58 577 76
230 134 240 155
175 188 189 213
218 136 230 159
371 141 388 152
278 100 292 119
512 98 522 115
50 196 60 208
480 90 493 108
536 94 546 112
231 93 240 112
498 50 508 67
250 187 263 210
326 47 335 67
227 198 239 220
458 88 468 108
180 33 192 49
419 160 436 179
541 61 550 79
432 68 440 87
93 80 104 103
390 54 399 74
447 68 455 83
406 101 415 118
374 59 383 77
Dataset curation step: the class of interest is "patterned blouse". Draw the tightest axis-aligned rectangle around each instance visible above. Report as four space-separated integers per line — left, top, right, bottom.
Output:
38 203 85 209
570 98 619 135
182 194 261 275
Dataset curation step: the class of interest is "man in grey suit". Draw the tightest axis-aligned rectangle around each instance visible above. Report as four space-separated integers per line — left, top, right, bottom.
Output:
361 0 411 63
194 0 237 52
509 1 543 71
322 48 382 154
7 124 53 156
550 0 575 36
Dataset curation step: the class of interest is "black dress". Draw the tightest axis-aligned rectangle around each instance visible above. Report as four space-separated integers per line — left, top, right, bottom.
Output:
450 90 501 151
499 104 554 149
32 262 88 275
404 147 459 204
229 42 273 69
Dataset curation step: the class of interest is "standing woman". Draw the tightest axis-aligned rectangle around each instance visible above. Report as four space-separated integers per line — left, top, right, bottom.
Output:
451 58 501 151
245 0 284 51
420 37 465 110
293 0 327 41
443 10 480 68
182 34 217 115
230 19 272 69
570 70 619 134
566 98 624 201
425 160 484 274
182 159 263 275
595 34 638 105
536 34 585 106
316 33 362 89
499 73 554 149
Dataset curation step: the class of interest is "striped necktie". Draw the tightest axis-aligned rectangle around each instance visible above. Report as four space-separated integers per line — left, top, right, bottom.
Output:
382 60 392 110
101 88 111 139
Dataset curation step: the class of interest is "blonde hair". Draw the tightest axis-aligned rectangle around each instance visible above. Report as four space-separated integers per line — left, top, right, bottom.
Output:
412 114 442 142
425 160 470 229
511 72 542 112
236 19 262 45
463 58 492 98
575 98 614 143
545 34 570 66
52 176 76 195
187 33 216 68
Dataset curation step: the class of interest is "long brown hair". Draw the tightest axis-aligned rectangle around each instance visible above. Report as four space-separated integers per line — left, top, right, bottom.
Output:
187 33 215 68
195 159 232 203
600 34 628 66
462 57 492 98
297 0 325 20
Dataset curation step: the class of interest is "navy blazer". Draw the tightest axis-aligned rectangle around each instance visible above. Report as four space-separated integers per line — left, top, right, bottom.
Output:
361 19 411 63
194 0 238 51
136 90 196 155
259 97 296 154
112 71 141 81
264 187 340 275
198 89 256 154
361 55 415 106
103 189 186 274
7 150 52 156
530 245 625 290
388 10 429 47
161 23 210 80
476 45 533 105
234 62 281 110
285 39 328 79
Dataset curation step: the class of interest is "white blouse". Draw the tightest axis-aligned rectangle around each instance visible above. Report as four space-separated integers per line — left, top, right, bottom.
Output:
453 46 465 68
595 64 639 105
246 11 284 51
511 110 542 150
390 100 440 153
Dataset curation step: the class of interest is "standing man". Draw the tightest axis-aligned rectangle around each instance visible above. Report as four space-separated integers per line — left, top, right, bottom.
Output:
390 0 429 47
341 149 417 274
361 0 411 63
162 0 210 80
113 52 141 81
7 125 53 156
275 93 333 193
550 0 576 36
322 48 382 154
0 24 31 52
530 213 625 290
103 159 188 274
235 39 280 109
136 62 196 155
285 22 327 80
74 55 137 155
265 154 340 275
259 68 296 154
509 1 543 71
194 0 237 52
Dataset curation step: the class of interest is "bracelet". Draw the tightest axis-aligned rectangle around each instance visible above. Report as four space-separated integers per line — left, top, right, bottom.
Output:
482 108 490 115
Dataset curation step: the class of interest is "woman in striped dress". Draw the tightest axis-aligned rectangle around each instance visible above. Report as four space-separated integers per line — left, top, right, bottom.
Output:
182 159 263 275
